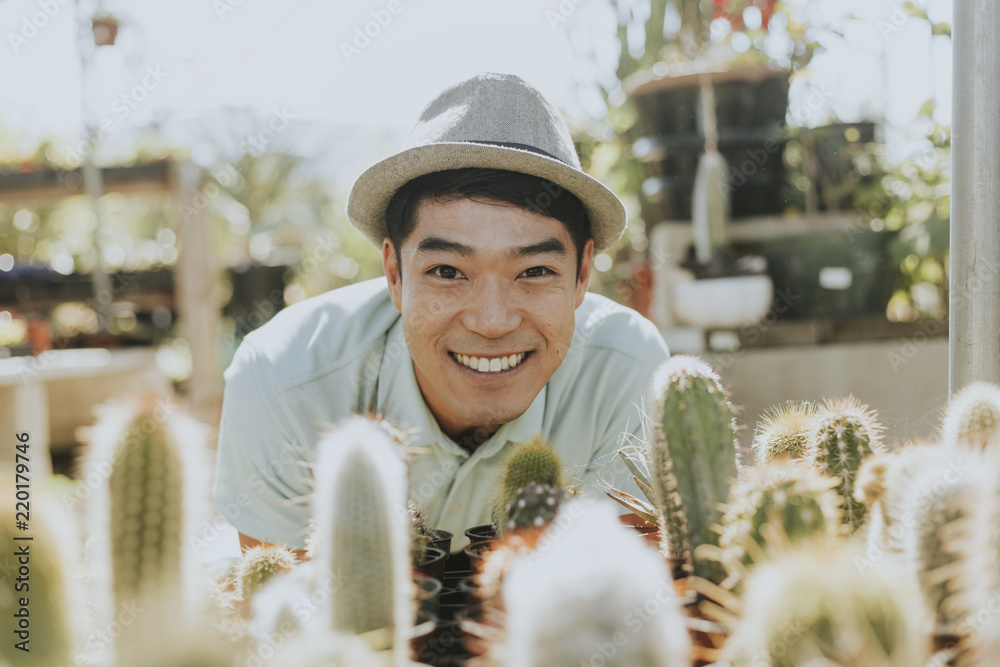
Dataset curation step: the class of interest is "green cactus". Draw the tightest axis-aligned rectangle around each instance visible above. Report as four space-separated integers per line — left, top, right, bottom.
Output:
503 482 564 535
722 543 929 666
905 457 984 636
805 395 887 532
941 381 1000 450
647 355 738 584
239 544 298 599
752 401 816 465
308 416 412 665
493 435 563 526
0 486 77 667
85 399 207 666
720 462 841 569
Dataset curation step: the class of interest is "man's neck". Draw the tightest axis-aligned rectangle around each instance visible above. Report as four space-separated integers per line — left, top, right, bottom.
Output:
448 424 500 454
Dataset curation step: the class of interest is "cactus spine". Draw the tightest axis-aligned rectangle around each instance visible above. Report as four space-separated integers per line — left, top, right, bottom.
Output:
499 502 690 666
942 381 1000 451
648 355 737 583
722 543 929 666
752 401 816 465
805 395 886 531
720 462 841 568
309 416 412 665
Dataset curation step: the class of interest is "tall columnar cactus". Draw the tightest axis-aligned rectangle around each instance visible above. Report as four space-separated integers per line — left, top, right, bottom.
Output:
86 398 207 666
722 543 929 666
941 381 1000 451
0 486 78 667
805 396 887 531
647 355 738 583
904 458 984 636
719 462 841 569
751 401 816 465
498 502 691 667
308 416 412 666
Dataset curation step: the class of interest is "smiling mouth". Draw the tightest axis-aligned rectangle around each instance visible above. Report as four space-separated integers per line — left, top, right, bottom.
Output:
450 351 528 374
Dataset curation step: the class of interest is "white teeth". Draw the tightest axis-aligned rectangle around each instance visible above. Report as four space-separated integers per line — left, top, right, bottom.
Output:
452 352 527 373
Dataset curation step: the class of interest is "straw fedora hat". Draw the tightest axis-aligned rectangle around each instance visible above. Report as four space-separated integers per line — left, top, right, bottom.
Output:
347 72 627 252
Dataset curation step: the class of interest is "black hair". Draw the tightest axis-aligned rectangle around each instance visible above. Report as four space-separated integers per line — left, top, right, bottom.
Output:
383 168 591 278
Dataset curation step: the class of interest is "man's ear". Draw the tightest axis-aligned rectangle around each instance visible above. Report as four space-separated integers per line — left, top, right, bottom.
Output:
382 239 403 313
575 237 595 308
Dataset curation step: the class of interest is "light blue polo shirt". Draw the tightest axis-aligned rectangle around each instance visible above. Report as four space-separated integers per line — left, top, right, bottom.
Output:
212 278 669 550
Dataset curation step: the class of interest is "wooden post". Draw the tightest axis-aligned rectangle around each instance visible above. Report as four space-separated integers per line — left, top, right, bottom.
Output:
173 162 223 438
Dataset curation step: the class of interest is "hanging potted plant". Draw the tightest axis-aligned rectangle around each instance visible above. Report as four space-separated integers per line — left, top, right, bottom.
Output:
91 12 120 47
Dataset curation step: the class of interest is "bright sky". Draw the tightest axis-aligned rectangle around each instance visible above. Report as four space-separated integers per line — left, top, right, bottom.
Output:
0 0 953 180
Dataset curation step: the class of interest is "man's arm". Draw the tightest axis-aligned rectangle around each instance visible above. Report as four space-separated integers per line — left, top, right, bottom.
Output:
213 336 312 550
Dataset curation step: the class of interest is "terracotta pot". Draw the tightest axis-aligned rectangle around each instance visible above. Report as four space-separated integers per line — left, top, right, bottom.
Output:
676 579 729 667
408 609 438 658
414 546 448 582
463 540 495 575
91 17 119 46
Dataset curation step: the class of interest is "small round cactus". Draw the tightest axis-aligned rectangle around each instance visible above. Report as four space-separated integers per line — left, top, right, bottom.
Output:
720 462 841 569
941 381 1000 451
239 544 298 599
752 401 816 465
805 395 887 531
408 502 431 565
722 543 929 666
504 482 564 535
493 435 564 526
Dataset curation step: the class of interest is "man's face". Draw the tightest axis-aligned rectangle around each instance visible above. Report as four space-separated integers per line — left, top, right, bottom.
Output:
383 197 593 441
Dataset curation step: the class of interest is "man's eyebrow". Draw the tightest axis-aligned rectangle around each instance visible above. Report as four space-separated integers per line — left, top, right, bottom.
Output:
508 238 567 260
415 236 475 257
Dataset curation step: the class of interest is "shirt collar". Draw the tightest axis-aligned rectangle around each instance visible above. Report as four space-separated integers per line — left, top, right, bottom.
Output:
377 319 546 459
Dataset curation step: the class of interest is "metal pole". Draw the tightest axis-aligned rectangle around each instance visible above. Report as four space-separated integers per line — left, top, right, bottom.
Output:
950 0 1000 393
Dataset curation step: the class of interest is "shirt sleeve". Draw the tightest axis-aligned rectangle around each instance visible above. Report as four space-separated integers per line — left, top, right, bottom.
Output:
212 337 312 549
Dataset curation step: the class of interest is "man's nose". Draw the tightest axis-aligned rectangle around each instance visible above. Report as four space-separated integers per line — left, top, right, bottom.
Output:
463 278 521 337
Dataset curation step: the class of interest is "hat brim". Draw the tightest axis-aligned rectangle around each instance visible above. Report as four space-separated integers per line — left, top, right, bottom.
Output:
347 142 627 252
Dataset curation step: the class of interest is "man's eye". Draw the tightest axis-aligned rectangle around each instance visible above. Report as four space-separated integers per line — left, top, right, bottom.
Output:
430 265 466 280
520 266 552 278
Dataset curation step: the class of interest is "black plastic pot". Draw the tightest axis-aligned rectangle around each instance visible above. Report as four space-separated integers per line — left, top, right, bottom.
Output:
414 546 448 582
463 524 498 543
428 529 454 556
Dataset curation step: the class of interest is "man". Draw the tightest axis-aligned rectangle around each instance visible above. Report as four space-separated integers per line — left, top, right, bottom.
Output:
212 73 669 554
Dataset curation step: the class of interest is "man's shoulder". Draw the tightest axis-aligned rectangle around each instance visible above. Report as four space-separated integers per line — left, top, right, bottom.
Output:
573 291 668 362
233 278 399 390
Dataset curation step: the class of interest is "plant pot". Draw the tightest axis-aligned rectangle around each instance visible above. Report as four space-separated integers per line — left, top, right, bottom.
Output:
414 546 447 582
455 603 505 658
618 512 661 546
463 541 495 575
408 609 438 659
428 529 454 555
412 572 443 618
457 577 484 608
464 524 498 543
